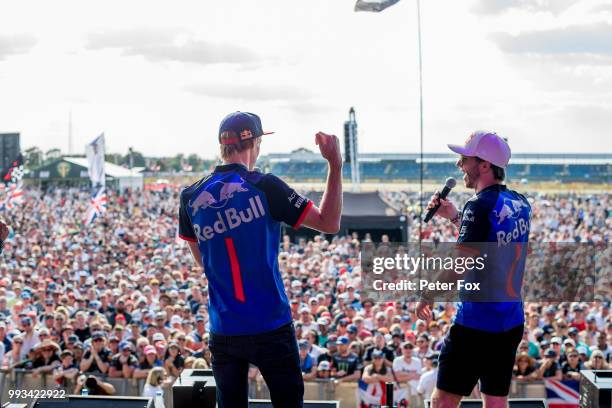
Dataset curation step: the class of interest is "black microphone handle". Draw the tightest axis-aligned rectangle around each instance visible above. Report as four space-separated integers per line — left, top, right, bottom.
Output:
424 185 452 223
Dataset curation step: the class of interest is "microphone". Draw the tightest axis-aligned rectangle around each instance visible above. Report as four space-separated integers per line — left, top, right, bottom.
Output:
424 177 457 223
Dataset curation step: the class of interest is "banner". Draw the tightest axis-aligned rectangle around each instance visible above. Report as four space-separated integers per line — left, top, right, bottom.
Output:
86 133 106 188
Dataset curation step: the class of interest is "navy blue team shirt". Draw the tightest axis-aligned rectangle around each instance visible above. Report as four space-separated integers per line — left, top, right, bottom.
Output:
179 163 312 335
454 184 531 333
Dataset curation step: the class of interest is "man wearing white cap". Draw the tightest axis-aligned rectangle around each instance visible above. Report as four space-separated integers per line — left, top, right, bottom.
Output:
417 131 532 408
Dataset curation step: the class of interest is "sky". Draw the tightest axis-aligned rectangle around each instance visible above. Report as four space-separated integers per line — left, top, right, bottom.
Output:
1 0 611 159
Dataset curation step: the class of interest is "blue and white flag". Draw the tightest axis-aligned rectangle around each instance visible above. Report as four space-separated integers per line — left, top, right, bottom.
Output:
86 133 106 188
84 187 108 226
355 0 401 12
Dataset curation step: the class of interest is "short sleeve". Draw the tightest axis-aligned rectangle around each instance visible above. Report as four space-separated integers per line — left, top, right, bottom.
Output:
457 199 489 243
257 174 313 229
178 190 197 242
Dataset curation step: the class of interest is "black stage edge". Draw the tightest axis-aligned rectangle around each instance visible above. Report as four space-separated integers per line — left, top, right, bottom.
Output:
424 399 547 408
31 395 152 407
249 400 340 407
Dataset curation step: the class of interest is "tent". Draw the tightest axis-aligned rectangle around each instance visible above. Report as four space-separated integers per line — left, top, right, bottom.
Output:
285 191 407 242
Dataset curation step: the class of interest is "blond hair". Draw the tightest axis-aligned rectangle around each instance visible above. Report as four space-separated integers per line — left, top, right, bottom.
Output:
146 367 166 386
220 138 256 161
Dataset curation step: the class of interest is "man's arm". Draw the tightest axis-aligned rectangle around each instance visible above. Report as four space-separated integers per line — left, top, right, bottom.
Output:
301 132 342 234
187 242 203 268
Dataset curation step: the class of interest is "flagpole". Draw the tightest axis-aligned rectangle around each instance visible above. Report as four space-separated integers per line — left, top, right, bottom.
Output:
416 0 424 247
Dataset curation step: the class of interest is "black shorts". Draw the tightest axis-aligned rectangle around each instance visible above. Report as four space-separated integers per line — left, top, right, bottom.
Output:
436 323 523 397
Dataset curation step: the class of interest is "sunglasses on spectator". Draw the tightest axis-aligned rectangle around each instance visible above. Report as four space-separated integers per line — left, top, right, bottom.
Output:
93 338 104 343
42 348 54 352
594 356 604 359
568 354 578 358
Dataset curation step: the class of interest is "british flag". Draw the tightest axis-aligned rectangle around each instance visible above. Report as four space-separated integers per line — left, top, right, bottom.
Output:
1 183 24 210
545 379 580 408
84 187 108 226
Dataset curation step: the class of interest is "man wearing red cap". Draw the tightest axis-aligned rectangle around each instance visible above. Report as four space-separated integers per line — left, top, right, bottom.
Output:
179 112 342 407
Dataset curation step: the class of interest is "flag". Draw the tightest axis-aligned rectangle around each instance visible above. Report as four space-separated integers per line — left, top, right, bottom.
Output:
1 154 24 185
1 183 24 210
357 379 409 408
355 0 401 12
86 134 106 188
545 379 579 408
84 187 108 226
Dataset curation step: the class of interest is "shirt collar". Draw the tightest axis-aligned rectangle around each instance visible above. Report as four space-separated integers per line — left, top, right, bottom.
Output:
214 163 248 173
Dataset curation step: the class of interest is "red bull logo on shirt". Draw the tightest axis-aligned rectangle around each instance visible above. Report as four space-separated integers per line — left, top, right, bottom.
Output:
192 195 266 242
189 178 249 215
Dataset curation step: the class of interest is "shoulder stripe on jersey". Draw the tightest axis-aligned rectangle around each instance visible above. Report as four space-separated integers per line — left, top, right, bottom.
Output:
178 234 197 242
292 200 314 229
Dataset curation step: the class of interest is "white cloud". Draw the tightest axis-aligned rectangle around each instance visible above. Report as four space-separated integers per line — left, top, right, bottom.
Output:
0 34 36 60
86 28 260 65
492 22 612 57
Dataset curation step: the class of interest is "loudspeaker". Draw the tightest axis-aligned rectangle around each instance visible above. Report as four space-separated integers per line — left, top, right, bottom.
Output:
249 400 340 407
580 370 612 408
424 399 546 408
31 395 152 407
172 368 216 408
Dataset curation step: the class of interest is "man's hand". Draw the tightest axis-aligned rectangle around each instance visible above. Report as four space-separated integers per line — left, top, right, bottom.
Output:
0 221 9 241
426 192 459 221
315 132 342 171
416 299 433 321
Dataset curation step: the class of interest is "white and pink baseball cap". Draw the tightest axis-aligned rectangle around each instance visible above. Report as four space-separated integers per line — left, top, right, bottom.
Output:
447 131 511 168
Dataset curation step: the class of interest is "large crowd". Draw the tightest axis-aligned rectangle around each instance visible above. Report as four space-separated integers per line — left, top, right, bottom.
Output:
0 186 609 401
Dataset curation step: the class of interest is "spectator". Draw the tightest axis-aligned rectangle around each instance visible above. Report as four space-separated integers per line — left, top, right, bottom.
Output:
79 331 111 375
19 317 39 360
109 341 138 378
134 345 163 379
417 354 439 401
585 350 609 369
393 342 422 396
74 374 116 396
142 367 169 398
299 340 316 381
361 350 394 384
53 349 79 388
31 340 61 377
561 350 583 381
163 341 184 378
316 361 332 380
513 353 537 381
331 336 362 382
537 349 561 380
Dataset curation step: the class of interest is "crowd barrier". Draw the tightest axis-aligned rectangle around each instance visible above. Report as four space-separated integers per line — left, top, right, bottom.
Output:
0 369 548 408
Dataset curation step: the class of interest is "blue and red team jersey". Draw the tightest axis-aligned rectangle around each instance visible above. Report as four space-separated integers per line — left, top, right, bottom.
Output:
178 163 313 335
455 184 532 333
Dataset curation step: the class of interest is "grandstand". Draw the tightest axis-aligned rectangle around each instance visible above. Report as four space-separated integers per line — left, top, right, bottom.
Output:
262 150 612 183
